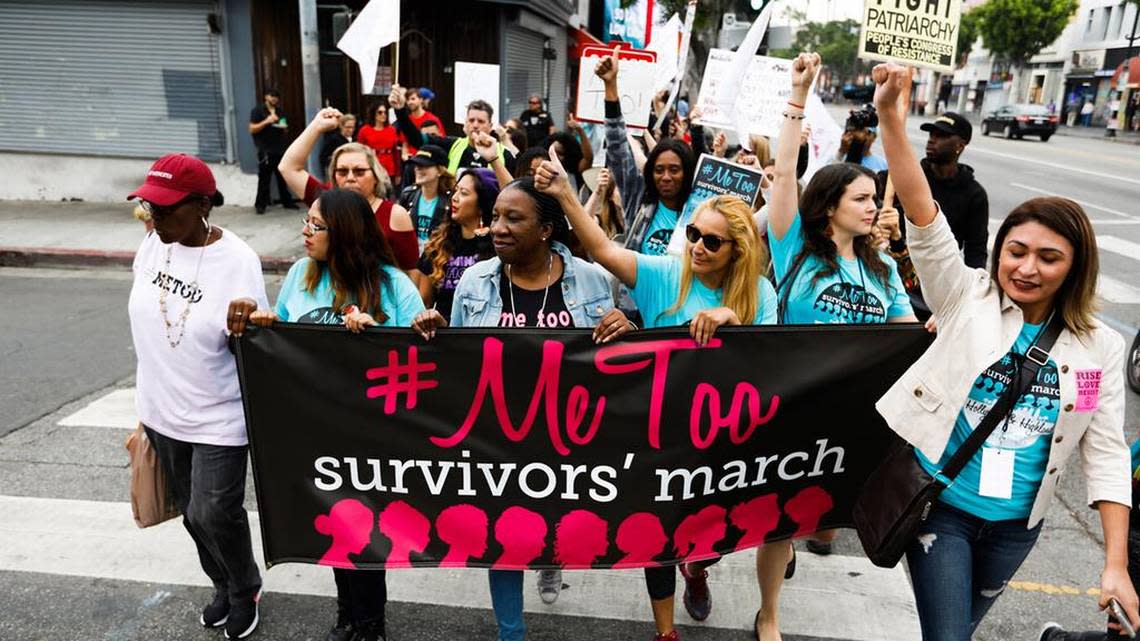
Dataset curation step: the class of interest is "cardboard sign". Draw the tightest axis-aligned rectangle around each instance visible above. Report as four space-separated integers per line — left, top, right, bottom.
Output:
576 45 658 130
666 154 767 256
454 62 500 125
693 49 793 138
858 0 962 73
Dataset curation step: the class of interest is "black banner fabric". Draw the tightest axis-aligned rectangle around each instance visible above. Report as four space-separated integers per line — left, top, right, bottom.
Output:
235 325 930 571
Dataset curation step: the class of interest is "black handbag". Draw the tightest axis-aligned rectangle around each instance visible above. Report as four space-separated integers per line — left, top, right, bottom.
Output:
853 313 1064 568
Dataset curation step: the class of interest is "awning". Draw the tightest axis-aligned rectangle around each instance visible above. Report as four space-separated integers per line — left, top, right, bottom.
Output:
568 25 604 59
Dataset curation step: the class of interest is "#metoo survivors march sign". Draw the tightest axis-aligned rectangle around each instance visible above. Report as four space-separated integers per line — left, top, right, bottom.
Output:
859 0 963 72
235 326 930 570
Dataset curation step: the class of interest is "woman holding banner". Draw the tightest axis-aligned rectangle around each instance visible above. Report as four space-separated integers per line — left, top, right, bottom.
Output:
533 145 777 640
873 61 1138 641
227 187 424 641
410 175 634 641
279 107 420 271
757 52 917 641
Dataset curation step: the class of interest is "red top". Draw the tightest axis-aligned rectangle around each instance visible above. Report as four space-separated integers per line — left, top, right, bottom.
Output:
302 175 419 271
357 124 401 178
406 110 446 154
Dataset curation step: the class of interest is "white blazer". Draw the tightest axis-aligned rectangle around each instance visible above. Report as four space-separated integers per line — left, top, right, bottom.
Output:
876 212 1129 528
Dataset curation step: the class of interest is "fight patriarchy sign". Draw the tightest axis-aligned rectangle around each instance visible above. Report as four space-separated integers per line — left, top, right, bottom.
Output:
858 0 963 72
234 325 930 570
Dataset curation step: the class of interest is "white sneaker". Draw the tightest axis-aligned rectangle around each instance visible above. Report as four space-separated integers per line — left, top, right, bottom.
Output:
537 569 563 605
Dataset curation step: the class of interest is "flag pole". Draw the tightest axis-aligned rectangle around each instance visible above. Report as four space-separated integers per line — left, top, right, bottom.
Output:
392 41 399 86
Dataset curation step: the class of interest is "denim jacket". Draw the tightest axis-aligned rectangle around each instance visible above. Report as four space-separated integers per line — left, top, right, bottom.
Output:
449 241 615 328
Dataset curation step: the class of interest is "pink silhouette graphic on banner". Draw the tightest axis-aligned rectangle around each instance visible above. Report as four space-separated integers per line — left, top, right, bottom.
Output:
784 486 835 537
492 506 548 568
729 494 781 551
614 512 668 568
314 499 375 569
436 504 489 567
554 510 609 568
377 500 432 569
673 505 728 562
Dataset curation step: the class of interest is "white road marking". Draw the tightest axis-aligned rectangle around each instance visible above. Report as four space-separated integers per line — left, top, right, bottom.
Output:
57 388 137 429
0 494 919 641
1009 184 1140 220
1098 275 1140 305
969 148 1140 186
1096 236 1140 259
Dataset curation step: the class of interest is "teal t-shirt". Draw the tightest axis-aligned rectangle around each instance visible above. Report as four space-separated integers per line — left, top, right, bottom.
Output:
861 154 888 172
768 212 912 324
917 321 1061 520
640 203 680 256
415 193 439 245
630 254 777 328
273 257 425 326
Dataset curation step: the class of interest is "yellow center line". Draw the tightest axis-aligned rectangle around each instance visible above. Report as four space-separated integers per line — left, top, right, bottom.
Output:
1008 580 1101 597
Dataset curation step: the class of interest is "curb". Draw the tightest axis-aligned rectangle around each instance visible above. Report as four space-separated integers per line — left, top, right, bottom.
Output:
0 246 296 273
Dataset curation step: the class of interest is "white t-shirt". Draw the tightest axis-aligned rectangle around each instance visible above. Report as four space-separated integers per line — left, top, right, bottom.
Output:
128 229 268 446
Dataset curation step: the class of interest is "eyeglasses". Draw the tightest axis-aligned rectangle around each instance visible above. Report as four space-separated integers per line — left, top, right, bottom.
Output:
685 224 733 253
140 196 201 218
334 167 371 178
301 217 329 234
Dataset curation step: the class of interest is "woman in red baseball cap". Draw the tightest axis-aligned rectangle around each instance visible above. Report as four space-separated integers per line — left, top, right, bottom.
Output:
126 153 267 640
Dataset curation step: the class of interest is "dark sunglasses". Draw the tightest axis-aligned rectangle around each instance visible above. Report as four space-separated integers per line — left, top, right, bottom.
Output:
140 195 203 218
684 224 733 252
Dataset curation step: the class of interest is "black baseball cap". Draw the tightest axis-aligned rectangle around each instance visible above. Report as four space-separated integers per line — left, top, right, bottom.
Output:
408 144 447 168
920 112 972 143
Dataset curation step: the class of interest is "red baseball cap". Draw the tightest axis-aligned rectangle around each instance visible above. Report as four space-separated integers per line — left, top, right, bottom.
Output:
127 154 216 206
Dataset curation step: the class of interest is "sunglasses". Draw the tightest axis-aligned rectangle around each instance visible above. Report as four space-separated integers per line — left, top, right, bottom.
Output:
139 195 202 218
334 167 371 178
684 224 733 253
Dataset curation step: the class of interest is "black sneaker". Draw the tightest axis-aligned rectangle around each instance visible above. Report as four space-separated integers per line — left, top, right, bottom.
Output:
1038 622 1067 641
224 591 260 639
281 202 300 210
679 562 712 621
200 590 229 628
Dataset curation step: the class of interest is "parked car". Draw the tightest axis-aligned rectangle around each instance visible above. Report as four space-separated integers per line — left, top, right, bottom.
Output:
842 83 875 102
1129 329 1140 394
981 104 1059 141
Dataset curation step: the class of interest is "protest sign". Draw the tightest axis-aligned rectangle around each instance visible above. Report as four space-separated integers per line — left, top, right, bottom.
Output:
235 325 930 570
453 62 500 125
694 49 792 138
858 0 962 73
576 45 658 130
803 93 844 184
666 154 766 255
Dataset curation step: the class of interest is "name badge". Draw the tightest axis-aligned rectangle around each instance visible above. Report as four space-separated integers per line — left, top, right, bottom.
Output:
979 448 1015 499
1075 369 1102 412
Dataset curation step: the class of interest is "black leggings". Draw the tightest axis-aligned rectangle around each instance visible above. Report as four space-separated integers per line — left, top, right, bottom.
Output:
643 557 720 601
333 567 387 632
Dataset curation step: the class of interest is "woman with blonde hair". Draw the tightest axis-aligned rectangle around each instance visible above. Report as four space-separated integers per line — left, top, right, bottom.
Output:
874 60 1137 641
280 107 419 270
533 147 777 641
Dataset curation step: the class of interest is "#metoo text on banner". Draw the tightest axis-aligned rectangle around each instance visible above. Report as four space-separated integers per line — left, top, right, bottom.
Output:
858 0 963 73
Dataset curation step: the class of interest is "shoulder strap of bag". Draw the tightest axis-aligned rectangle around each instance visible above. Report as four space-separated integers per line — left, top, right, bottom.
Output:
939 312 1065 482
776 250 809 324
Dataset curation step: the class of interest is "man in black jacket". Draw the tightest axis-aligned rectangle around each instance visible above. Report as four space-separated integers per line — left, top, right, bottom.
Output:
877 112 988 319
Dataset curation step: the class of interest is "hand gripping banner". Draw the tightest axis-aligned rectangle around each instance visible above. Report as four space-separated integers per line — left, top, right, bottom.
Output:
234 325 931 570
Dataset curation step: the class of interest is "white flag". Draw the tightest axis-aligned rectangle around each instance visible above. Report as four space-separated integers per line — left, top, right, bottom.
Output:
648 14 682 92
718 2 775 149
337 0 400 94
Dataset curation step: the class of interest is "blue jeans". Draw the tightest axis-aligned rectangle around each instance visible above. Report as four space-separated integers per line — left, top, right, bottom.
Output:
145 427 262 604
489 569 524 641
906 502 1042 641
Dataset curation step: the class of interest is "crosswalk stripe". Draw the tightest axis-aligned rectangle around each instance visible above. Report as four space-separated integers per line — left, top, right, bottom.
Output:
1098 275 1140 304
1097 235 1140 259
57 388 136 429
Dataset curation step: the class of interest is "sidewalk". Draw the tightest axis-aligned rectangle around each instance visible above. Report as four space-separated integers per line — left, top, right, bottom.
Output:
0 200 304 271
1052 124 1140 145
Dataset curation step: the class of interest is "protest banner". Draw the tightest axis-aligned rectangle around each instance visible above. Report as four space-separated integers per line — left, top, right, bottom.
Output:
234 325 931 570
453 62 500 125
665 153 766 255
576 46 658 129
858 0 963 73
694 49 792 138
602 0 654 49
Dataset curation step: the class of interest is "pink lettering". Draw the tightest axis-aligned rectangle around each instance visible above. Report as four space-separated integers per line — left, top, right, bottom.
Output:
431 338 604 456
689 382 780 449
595 338 718 449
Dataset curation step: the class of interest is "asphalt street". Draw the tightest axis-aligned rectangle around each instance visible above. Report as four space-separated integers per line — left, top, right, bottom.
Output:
0 119 1138 641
